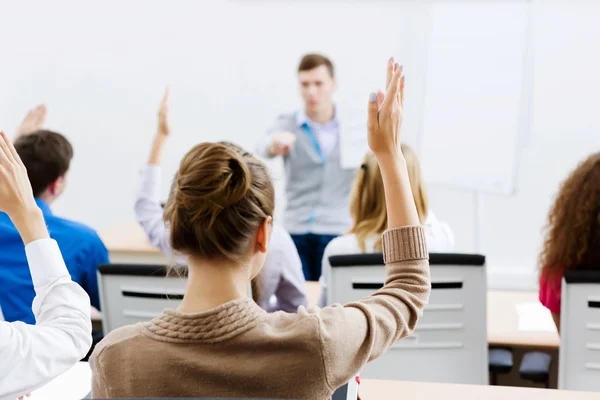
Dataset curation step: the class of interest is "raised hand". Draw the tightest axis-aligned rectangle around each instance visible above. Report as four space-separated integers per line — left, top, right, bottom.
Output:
0 131 36 217
0 131 47 243
367 58 405 157
16 104 47 138
157 86 170 136
366 58 419 228
148 86 171 165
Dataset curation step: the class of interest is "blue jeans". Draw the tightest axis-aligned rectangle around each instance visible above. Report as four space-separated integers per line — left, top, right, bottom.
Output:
291 233 338 281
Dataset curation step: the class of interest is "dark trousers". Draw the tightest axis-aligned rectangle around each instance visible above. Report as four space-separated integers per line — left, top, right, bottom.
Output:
291 233 338 281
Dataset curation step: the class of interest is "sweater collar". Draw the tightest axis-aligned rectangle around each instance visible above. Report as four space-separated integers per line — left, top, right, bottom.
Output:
144 297 266 343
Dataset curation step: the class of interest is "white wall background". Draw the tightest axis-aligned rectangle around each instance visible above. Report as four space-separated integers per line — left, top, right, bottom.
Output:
0 0 599 289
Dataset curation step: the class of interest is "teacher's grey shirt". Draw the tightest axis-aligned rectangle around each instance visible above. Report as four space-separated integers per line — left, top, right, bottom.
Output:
256 111 356 235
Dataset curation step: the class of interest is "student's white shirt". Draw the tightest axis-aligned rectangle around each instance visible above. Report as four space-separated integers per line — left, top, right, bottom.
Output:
0 239 92 400
318 211 454 307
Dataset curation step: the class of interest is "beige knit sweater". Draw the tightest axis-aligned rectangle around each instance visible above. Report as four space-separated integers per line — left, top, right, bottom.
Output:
90 226 430 399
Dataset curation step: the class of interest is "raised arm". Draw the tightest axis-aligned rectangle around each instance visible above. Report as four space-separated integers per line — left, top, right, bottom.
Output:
14 105 47 139
0 131 92 399
148 87 170 166
314 59 430 391
134 87 173 256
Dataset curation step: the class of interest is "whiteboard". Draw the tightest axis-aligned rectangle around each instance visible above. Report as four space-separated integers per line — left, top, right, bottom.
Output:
419 1 533 195
338 4 431 169
0 0 431 230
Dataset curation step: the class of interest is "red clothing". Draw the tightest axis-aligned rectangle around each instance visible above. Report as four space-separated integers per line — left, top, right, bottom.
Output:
539 270 562 314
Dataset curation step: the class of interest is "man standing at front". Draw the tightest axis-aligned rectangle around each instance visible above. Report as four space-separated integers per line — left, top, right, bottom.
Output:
256 54 356 281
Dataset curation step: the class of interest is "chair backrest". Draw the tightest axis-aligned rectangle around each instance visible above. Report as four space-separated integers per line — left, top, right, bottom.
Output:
331 377 358 400
559 270 600 392
98 264 254 334
326 252 487 384
98 264 188 334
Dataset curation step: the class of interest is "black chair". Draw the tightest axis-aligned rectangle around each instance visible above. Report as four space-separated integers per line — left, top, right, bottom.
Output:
519 351 553 388
489 348 513 385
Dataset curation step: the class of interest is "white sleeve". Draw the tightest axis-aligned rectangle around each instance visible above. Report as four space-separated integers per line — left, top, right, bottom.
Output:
318 244 333 308
0 239 92 400
134 165 173 257
272 229 307 312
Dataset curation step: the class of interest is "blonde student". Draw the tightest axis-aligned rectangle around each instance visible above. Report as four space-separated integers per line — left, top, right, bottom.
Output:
134 88 307 312
90 59 430 399
539 152 600 332
0 131 92 399
318 143 453 307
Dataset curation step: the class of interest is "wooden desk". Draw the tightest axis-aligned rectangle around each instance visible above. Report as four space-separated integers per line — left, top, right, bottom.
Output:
303 285 559 350
99 220 167 264
33 366 594 400
360 379 595 399
487 291 559 350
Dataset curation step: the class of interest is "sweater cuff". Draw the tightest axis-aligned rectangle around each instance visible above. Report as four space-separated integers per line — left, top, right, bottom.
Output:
382 226 428 264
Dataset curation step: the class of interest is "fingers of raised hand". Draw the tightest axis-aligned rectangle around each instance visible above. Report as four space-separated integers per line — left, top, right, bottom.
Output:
158 86 170 117
399 75 405 107
396 76 402 107
23 109 35 124
386 57 394 90
161 86 170 106
367 92 379 133
0 131 17 167
22 105 46 129
35 104 47 123
376 90 385 110
383 64 403 110
1 131 25 170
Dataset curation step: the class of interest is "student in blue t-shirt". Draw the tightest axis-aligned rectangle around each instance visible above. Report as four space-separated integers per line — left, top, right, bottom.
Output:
0 105 108 324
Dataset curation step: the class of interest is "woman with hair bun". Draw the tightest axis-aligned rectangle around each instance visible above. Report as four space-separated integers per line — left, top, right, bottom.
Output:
90 59 431 399
134 88 307 313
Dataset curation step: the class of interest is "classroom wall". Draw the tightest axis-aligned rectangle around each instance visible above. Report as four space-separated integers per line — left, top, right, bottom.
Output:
0 0 598 290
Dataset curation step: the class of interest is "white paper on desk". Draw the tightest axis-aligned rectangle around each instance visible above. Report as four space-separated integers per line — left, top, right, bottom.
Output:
339 108 369 170
30 362 91 400
515 302 558 333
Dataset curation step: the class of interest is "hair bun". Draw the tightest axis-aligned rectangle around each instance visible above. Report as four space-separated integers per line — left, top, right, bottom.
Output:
163 140 275 263
174 143 251 229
